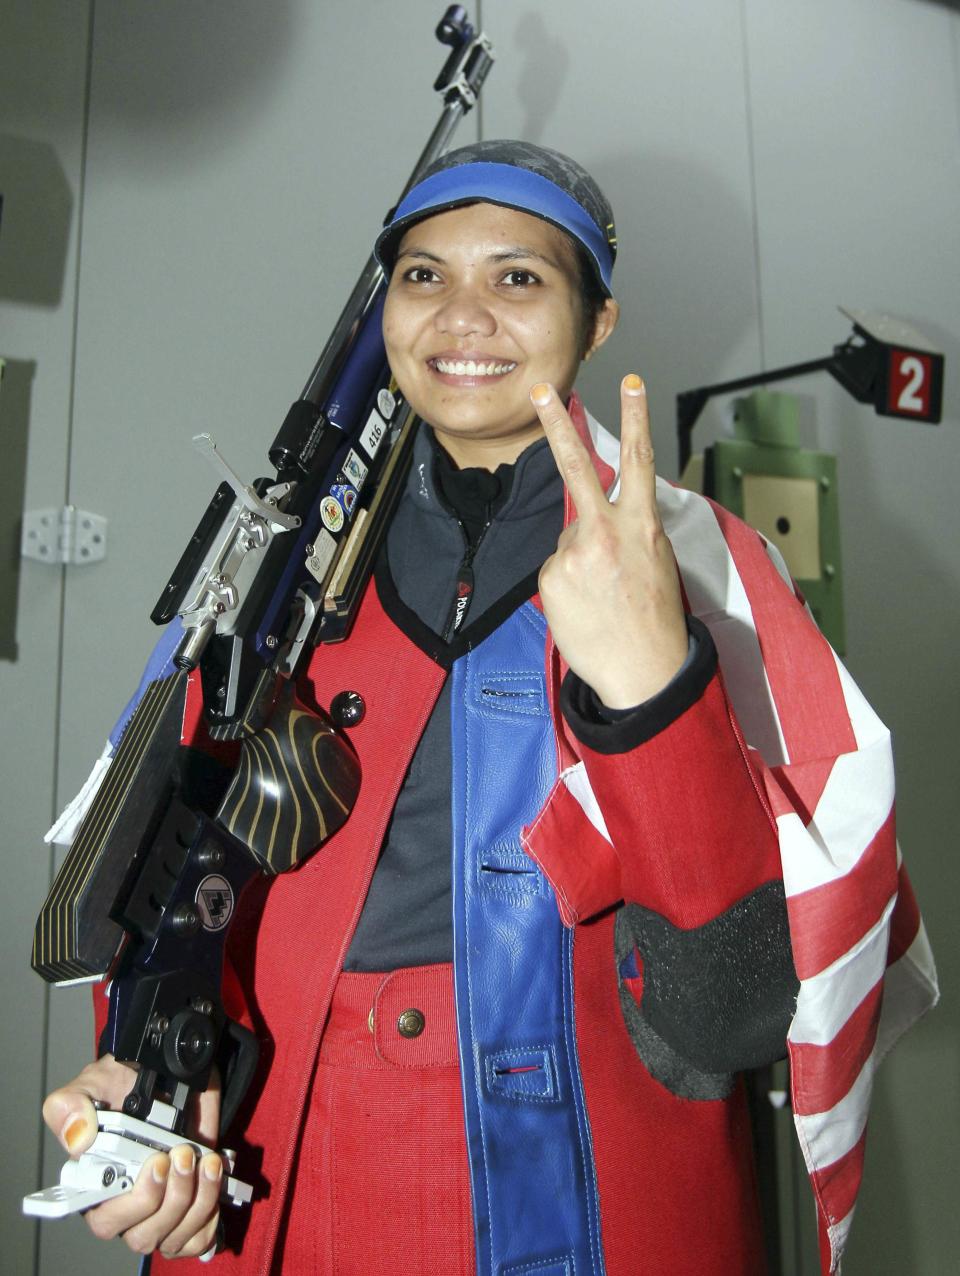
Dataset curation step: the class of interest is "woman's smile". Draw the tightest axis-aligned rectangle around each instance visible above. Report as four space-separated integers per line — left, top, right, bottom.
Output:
427 352 519 383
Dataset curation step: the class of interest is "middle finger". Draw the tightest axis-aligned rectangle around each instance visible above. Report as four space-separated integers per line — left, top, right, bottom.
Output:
121 1144 204 1254
158 1153 224 1258
617 373 658 515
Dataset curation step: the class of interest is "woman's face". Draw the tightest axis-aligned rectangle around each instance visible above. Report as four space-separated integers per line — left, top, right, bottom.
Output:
383 201 617 469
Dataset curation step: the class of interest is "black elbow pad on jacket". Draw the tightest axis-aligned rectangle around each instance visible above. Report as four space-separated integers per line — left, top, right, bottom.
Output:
614 880 799 1098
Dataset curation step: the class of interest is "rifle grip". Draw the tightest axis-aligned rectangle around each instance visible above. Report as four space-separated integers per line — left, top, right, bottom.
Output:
219 1019 261 1137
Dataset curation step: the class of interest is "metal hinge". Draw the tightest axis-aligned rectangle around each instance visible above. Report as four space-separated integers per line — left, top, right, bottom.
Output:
21 506 108 565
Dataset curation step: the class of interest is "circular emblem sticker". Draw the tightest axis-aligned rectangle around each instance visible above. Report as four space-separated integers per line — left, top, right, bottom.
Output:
196 874 234 932
320 495 344 533
377 387 396 421
331 482 357 514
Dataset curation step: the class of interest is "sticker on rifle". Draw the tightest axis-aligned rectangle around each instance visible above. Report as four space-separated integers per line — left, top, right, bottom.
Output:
306 529 336 583
378 388 396 421
342 448 368 490
320 495 344 533
360 408 387 461
196 875 233 932
331 482 357 515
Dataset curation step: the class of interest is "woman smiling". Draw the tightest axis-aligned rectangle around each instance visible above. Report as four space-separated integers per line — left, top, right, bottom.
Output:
44 141 913 1276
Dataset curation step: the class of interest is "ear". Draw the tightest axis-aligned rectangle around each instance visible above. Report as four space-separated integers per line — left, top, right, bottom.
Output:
583 298 620 361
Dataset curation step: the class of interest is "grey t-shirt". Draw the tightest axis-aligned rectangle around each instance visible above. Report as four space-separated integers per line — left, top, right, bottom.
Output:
342 429 563 972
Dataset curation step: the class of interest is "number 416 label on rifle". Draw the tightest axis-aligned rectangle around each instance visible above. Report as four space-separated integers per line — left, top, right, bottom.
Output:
360 407 388 461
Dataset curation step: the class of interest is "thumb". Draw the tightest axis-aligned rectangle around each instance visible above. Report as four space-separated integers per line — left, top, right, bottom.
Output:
42 1054 133 1159
42 1087 99 1159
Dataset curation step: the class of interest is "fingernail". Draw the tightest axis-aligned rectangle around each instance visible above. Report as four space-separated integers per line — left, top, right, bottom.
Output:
152 1154 170 1185
202 1154 223 1184
529 382 552 406
173 1146 196 1176
623 374 645 395
62 1113 89 1154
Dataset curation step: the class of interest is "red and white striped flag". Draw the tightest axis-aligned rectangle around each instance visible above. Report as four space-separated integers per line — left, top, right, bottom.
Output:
558 403 939 1272
630 412 937 1273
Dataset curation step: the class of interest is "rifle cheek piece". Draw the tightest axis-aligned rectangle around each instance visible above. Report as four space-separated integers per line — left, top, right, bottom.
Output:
218 682 361 873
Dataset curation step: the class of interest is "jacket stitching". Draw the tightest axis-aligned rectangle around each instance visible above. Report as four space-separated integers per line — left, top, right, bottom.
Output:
461 646 496 1272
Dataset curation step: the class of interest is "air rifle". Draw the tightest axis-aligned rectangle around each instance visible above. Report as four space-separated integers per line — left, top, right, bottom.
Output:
23 5 494 1222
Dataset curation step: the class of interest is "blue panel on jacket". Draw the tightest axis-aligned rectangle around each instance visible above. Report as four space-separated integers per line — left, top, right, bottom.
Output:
450 602 606 1276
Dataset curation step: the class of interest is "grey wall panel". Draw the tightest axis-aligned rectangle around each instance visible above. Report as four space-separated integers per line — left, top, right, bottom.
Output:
743 0 959 1268
0 4 94 1273
39 2 477 1273
483 0 764 471
744 0 960 370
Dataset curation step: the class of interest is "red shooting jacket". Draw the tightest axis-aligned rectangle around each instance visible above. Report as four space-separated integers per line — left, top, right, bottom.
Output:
88 397 934 1275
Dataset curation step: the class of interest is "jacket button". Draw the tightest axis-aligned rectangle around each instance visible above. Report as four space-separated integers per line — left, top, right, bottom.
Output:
330 690 366 727
397 1008 425 1039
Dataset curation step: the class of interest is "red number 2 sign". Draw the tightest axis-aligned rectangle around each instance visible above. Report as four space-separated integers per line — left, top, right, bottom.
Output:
887 350 933 417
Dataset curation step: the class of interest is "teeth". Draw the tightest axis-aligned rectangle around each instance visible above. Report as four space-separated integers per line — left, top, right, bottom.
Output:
434 358 517 377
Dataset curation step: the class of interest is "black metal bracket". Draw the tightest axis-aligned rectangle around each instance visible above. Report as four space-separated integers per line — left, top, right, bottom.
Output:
678 356 834 473
677 313 944 472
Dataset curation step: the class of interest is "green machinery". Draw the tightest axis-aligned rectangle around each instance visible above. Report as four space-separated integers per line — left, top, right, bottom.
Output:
682 389 844 652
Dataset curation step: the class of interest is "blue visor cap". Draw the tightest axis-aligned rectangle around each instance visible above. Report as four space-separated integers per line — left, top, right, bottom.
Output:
375 162 615 296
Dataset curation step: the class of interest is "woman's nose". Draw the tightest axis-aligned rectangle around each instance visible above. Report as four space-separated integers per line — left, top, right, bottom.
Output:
434 285 497 338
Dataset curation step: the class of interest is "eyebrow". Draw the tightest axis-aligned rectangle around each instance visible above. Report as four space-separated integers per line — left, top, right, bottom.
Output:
491 246 564 270
395 245 565 271
396 249 445 264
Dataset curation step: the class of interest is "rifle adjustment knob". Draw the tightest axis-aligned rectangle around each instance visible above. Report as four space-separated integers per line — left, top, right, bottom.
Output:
170 903 202 936
330 690 365 728
197 843 225 870
164 1008 216 1078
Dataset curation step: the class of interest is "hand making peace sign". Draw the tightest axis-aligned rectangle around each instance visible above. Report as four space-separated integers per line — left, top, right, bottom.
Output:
530 375 689 710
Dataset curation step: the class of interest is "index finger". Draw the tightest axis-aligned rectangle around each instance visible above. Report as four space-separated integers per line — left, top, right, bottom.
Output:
529 382 607 518
195 1068 221 1146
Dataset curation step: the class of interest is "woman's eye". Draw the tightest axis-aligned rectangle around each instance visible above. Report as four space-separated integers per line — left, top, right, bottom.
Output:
403 266 440 285
501 269 540 287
